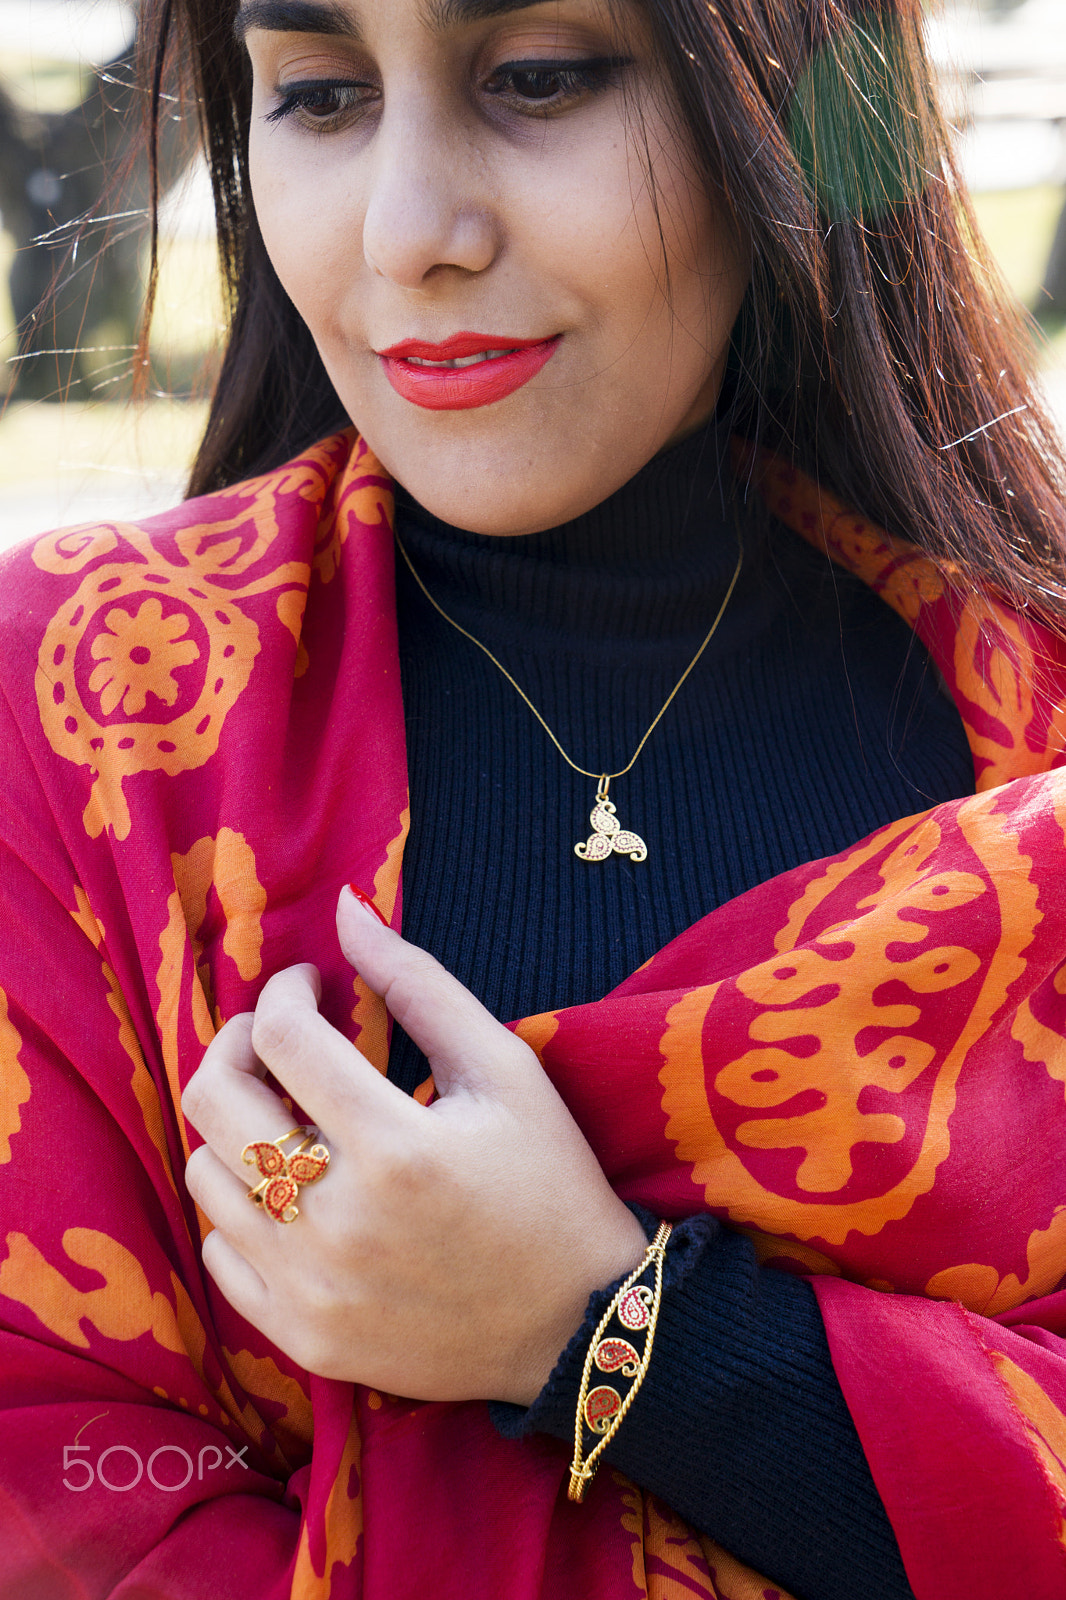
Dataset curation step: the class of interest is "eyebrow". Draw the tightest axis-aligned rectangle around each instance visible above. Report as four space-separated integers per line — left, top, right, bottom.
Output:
234 2 358 43
234 0 551 45
429 0 551 23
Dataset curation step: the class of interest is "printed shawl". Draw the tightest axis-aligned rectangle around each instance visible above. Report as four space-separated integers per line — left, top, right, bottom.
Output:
0 431 1064 1600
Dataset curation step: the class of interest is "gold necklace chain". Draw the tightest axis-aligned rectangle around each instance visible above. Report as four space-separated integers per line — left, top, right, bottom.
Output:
394 528 744 863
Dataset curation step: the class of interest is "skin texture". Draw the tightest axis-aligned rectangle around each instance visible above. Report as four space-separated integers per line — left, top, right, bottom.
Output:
183 0 748 1404
243 0 749 535
184 893 647 1404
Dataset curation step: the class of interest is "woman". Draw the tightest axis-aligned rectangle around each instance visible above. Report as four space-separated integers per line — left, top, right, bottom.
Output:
1 1 1064 1596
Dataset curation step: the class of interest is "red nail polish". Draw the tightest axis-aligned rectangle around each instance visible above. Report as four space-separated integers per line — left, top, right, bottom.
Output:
347 883 389 927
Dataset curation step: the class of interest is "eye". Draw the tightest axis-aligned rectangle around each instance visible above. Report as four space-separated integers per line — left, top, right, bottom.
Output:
265 79 376 133
484 57 627 110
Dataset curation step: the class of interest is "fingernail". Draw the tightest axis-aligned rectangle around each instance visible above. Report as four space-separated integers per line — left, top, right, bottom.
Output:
346 882 389 927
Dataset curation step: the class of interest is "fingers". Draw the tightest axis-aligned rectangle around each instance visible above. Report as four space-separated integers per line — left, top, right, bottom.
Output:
249 961 418 1132
182 1014 308 1177
336 886 531 1095
199 1208 270 1326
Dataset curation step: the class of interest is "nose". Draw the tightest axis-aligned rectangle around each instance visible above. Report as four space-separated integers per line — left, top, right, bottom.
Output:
361 103 499 289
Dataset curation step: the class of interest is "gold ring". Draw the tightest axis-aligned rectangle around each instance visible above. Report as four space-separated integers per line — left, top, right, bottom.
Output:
241 1125 330 1224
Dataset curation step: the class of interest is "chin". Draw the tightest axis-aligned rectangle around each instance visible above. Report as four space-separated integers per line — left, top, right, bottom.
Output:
402 488 574 538
357 427 627 537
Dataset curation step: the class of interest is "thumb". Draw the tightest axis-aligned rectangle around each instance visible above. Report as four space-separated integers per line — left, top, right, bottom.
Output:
336 884 528 1097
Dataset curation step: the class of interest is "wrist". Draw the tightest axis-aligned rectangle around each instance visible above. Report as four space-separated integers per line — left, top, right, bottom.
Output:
505 1202 648 1407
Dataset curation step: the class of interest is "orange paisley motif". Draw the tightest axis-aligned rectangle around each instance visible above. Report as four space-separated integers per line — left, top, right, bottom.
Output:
660 782 1044 1245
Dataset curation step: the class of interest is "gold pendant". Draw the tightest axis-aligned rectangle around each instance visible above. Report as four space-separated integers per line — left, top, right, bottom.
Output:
575 779 648 863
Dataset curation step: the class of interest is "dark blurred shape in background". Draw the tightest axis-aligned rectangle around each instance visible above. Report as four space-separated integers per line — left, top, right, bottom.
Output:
0 1 192 402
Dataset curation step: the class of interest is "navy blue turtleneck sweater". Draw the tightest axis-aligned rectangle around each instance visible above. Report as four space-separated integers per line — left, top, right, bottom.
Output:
390 423 975 1600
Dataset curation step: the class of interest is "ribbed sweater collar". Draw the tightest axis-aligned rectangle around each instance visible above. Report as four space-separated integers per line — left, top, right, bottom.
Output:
393 419 749 647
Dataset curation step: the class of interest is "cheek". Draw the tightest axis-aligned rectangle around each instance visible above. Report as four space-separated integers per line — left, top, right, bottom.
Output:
581 115 748 365
640 152 744 317
249 130 357 334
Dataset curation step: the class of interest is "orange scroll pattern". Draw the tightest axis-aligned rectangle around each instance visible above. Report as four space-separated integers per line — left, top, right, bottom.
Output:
3 431 1066 1600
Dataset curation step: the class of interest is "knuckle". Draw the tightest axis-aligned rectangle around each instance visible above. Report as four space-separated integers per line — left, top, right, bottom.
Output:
383 945 445 1007
181 1013 256 1124
183 1145 215 1206
366 1128 431 1191
291 1269 334 1321
180 1067 212 1126
250 995 303 1066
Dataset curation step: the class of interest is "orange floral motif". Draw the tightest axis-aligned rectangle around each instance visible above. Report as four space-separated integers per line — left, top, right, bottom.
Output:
618 1479 722 1598
172 829 267 991
1009 775 1066 1100
720 870 984 1194
350 805 410 1073
741 445 947 625
313 441 393 586
30 445 347 839
291 1409 364 1599
70 885 178 1194
88 597 200 716
0 1228 188 1353
0 1229 277 1455
222 1345 313 1463
747 444 1066 790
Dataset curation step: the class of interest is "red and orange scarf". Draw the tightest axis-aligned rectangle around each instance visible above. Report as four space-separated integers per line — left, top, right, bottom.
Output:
0 432 1064 1599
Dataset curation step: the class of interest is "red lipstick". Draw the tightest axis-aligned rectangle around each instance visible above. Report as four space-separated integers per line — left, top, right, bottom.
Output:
378 332 560 411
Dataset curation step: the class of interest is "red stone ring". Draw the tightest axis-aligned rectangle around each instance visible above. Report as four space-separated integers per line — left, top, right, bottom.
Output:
241 1125 331 1224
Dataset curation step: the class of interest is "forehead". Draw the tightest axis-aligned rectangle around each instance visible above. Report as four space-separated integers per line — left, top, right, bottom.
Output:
233 0 590 42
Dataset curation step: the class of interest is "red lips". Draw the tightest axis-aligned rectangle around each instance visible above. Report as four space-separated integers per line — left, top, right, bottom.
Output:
378 331 561 410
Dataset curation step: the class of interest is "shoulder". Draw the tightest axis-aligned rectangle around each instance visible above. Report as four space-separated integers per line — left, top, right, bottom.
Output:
1 429 369 614
0 431 395 842
0 429 395 682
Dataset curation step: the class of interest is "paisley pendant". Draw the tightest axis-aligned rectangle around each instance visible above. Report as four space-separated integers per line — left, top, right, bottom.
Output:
593 1337 642 1377
574 780 647 863
584 1385 623 1434
616 1285 654 1331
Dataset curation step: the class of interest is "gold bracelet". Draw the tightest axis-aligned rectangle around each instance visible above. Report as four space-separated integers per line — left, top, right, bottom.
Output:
568 1220 673 1503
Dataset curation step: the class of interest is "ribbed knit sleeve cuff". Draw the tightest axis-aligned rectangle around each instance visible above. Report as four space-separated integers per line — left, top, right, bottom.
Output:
490 1209 914 1600
490 1205 713 1443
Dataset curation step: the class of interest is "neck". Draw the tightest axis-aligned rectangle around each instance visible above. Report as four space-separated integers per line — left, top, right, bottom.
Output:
392 418 749 648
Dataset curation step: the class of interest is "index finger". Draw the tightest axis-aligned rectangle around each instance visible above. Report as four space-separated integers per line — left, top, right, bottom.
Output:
249 963 419 1138
182 1012 311 1178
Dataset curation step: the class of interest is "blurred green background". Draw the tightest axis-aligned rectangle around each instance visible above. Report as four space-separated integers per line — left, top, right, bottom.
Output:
0 0 1064 551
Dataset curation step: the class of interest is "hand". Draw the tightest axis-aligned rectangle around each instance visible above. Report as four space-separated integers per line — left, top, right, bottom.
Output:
181 886 647 1406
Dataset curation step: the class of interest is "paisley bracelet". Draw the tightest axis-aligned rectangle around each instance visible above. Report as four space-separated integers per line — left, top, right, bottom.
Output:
568 1220 673 1503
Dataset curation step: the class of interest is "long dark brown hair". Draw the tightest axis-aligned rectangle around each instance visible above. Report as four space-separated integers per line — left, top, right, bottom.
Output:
139 0 1066 624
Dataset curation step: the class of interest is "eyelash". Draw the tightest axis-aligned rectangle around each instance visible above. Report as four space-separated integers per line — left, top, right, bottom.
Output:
264 58 626 133
485 57 626 106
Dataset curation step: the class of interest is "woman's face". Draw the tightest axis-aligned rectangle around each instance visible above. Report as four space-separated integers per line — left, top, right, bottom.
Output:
241 0 749 535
